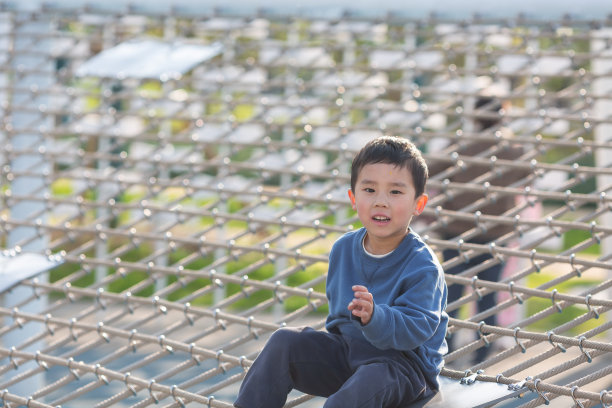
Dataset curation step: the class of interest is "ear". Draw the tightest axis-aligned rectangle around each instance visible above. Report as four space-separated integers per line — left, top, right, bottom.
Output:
348 189 356 210
414 194 428 215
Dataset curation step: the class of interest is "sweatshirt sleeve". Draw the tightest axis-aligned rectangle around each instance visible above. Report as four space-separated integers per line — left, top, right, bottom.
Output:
359 264 446 351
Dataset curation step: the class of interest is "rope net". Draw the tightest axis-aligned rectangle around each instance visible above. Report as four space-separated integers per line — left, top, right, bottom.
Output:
0 4 611 407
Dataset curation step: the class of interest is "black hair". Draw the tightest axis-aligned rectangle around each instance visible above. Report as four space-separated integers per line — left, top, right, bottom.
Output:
350 136 428 198
474 96 503 130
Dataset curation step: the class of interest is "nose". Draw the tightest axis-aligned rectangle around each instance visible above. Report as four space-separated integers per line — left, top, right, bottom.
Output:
374 193 389 207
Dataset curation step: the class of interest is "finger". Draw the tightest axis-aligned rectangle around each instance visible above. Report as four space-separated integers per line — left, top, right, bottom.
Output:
348 299 364 311
349 299 372 312
347 299 362 310
352 285 368 293
353 291 373 300
350 305 371 320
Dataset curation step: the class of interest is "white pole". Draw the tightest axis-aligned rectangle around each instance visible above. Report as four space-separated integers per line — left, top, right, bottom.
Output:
591 27 612 340
3 9 53 395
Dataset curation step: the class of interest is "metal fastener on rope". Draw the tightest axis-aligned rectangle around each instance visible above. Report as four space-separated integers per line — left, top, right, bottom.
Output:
533 379 550 405
546 216 560 237
460 370 474 385
247 316 258 339
158 335 173 353
508 376 532 392
550 289 562 313
457 239 469 263
513 327 526 353
307 287 317 310
184 302 194 326
216 350 226 373
523 186 534 206
189 343 200 365
11 308 23 329
564 189 576 210
44 314 54 335
95 364 109 385
68 357 79 380
96 288 106 310
124 373 137 396
31 279 40 299
472 277 482 300
490 155 498 171
70 318 78 341
495 374 504 383
590 221 601 243
578 336 592 363
171 385 186 408
585 294 599 319
514 214 523 236
148 380 159 403
600 390 611 408
569 253 580 277
129 329 138 352
64 282 75 303
483 182 490 198
571 386 585 408
210 270 223 288
124 292 134 314
240 275 250 298
477 321 490 347
97 322 110 343
213 308 226 330
546 331 566 352
239 355 247 371
8 347 18 370
488 242 496 256
461 369 483 385
274 280 284 303
35 351 48 371
153 296 167 315
530 249 540 272
207 395 215 408
509 281 523 304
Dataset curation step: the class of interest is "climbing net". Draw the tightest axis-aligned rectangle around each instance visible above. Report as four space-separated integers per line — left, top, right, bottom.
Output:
0 3 611 407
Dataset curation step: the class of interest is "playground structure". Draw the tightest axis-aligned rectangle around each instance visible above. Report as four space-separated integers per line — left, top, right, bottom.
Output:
0 3 611 407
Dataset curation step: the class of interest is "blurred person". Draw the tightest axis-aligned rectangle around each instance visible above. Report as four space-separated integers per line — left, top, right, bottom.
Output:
429 89 527 364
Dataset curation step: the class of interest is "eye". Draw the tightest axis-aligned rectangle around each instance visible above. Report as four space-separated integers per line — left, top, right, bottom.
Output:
391 190 403 195
364 188 375 193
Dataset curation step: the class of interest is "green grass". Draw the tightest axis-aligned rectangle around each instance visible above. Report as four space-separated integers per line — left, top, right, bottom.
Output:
525 272 604 336
51 178 74 196
225 254 276 310
563 229 600 256
284 262 328 315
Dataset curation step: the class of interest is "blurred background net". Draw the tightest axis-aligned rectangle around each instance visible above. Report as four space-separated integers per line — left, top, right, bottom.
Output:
0 2 611 407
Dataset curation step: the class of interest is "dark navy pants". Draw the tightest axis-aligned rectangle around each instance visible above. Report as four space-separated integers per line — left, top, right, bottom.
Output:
234 326 433 408
443 249 503 363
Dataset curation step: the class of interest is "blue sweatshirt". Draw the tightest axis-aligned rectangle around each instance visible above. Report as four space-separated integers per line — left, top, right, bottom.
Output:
325 227 448 387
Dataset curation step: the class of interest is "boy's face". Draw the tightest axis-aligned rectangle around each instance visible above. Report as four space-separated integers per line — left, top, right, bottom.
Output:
349 162 427 254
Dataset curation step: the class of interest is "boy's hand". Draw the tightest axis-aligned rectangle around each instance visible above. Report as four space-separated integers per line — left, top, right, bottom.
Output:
348 285 374 325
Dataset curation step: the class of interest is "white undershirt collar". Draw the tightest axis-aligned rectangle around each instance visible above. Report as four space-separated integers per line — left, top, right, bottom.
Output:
362 234 394 258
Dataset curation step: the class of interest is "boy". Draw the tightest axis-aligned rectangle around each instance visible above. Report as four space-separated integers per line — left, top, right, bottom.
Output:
234 136 448 408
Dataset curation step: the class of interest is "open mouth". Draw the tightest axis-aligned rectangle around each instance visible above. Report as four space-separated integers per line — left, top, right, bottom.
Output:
372 215 390 222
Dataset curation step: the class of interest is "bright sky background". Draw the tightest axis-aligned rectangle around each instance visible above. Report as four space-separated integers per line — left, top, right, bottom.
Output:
17 0 612 19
